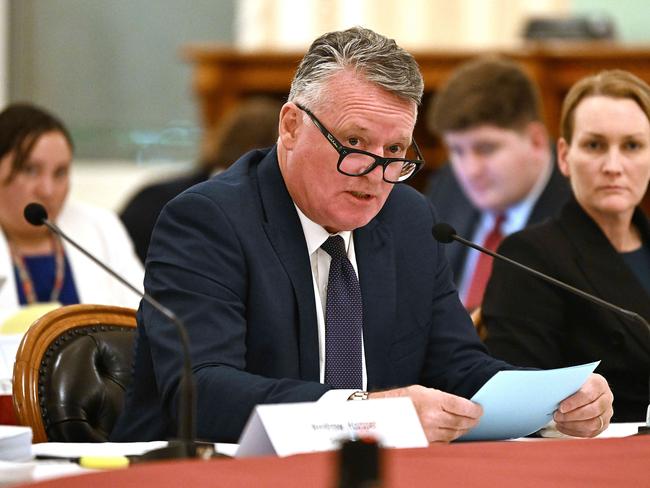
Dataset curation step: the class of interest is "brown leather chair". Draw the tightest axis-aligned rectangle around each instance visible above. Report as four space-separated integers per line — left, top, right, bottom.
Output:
12 304 137 443
471 306 487 341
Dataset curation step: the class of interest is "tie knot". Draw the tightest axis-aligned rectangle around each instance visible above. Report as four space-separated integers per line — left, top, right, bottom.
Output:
493 213 506 231
321 235 346 259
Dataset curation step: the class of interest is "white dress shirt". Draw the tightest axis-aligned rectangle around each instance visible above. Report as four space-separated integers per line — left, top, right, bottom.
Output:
294 205 367 401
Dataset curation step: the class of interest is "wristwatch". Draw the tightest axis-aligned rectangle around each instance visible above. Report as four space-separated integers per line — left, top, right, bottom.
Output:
348 391 369 401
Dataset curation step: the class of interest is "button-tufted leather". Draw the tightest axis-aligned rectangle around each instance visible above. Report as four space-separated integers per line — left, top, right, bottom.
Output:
40 326 135 441
13 304 137 443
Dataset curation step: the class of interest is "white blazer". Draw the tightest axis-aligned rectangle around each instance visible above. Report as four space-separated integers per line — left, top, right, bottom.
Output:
0 200 144 323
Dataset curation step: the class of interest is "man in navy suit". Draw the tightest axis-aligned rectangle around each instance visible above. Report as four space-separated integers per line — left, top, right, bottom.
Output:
112 28 612 443
426 58 571 310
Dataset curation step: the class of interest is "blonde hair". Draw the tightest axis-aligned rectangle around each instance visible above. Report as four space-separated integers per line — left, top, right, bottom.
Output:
560 70 650 144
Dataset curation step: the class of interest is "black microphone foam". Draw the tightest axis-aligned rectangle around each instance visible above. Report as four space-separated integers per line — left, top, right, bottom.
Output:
432 222 456 243
24 202 48 226
338 438 381 488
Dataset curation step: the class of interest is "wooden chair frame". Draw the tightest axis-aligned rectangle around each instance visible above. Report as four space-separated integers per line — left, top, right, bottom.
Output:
471 306 487 341
12 304 136 443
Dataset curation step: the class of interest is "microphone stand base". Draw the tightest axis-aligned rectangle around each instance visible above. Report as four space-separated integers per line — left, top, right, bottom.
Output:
640 403 650 435
637 425 650 435
137 439 227 462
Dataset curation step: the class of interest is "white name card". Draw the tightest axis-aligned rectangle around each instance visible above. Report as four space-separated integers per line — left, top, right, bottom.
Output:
236 397 428 458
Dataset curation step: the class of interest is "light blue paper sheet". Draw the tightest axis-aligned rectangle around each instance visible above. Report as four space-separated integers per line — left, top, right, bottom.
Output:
459 361 600 441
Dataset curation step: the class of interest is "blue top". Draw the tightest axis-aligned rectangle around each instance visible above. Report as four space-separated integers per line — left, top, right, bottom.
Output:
621 243 650 294
14 254 80 305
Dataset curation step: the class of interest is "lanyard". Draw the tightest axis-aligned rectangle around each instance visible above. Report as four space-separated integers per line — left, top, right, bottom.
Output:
10 235 65 304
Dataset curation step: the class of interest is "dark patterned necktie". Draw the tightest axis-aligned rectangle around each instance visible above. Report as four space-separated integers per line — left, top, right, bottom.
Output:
321 235 363 389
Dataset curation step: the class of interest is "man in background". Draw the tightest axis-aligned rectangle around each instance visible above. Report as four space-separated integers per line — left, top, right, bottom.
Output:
426 57 570 310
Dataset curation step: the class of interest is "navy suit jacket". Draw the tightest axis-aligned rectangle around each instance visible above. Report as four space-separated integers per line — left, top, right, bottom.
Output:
111 147 510 443
120 170 210 263
425 161 570 285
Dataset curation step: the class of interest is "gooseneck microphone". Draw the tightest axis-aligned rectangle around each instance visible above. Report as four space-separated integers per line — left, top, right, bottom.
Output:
24 202 199 459
432 222 650 331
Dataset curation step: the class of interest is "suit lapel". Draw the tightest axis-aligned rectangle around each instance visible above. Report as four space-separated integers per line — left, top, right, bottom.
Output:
560 201 650 355
354 220 396 389
255 151 320 381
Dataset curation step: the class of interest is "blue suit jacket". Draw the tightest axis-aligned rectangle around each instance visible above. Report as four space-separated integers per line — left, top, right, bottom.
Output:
111 147 510 442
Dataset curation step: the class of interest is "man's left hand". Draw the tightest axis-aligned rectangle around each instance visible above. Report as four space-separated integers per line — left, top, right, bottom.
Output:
553 373 613 437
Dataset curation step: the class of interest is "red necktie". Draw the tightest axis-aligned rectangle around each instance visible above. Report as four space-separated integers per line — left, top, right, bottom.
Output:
464 214 506 311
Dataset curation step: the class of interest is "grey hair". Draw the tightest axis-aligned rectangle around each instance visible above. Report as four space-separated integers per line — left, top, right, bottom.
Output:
288 27 423 109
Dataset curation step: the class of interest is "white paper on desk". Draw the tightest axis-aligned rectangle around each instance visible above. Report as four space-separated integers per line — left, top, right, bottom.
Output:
459 360 600 441
32 441 168 458
0 334 23 389
0 425 32 461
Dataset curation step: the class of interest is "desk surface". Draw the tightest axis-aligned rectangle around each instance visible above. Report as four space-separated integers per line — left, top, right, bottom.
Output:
16 435 650 487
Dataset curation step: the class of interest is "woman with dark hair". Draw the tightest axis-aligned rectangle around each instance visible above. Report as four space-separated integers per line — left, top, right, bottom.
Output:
483 70 650 422
0 103 143 324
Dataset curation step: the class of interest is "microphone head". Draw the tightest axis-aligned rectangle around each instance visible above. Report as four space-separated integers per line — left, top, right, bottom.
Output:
24 203 48 226
432 222 457 243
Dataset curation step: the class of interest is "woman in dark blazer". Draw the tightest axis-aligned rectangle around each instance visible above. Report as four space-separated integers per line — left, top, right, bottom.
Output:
483 70 650 422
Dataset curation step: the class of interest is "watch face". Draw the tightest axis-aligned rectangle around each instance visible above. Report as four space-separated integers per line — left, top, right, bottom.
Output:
349 391 369 400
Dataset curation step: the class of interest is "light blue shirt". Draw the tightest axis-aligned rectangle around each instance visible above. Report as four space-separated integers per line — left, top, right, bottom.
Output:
458 162 553 304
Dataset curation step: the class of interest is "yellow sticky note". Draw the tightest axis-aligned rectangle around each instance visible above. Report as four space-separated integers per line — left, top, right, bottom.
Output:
78 456 130 470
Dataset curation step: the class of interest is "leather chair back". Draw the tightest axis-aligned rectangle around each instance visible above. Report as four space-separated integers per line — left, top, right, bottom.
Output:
13 304 137 443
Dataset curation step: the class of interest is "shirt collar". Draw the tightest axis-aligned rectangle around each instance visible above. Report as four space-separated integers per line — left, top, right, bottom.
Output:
294 205 352 255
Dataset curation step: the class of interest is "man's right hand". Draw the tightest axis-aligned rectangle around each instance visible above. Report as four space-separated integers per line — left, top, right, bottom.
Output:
368 385 482 442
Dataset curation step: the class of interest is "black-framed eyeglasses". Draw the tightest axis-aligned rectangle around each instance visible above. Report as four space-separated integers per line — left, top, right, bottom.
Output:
295 103 425 184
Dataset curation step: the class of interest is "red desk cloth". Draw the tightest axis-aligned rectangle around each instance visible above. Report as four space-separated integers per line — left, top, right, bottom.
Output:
0 394 16 425
18 435 650 487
